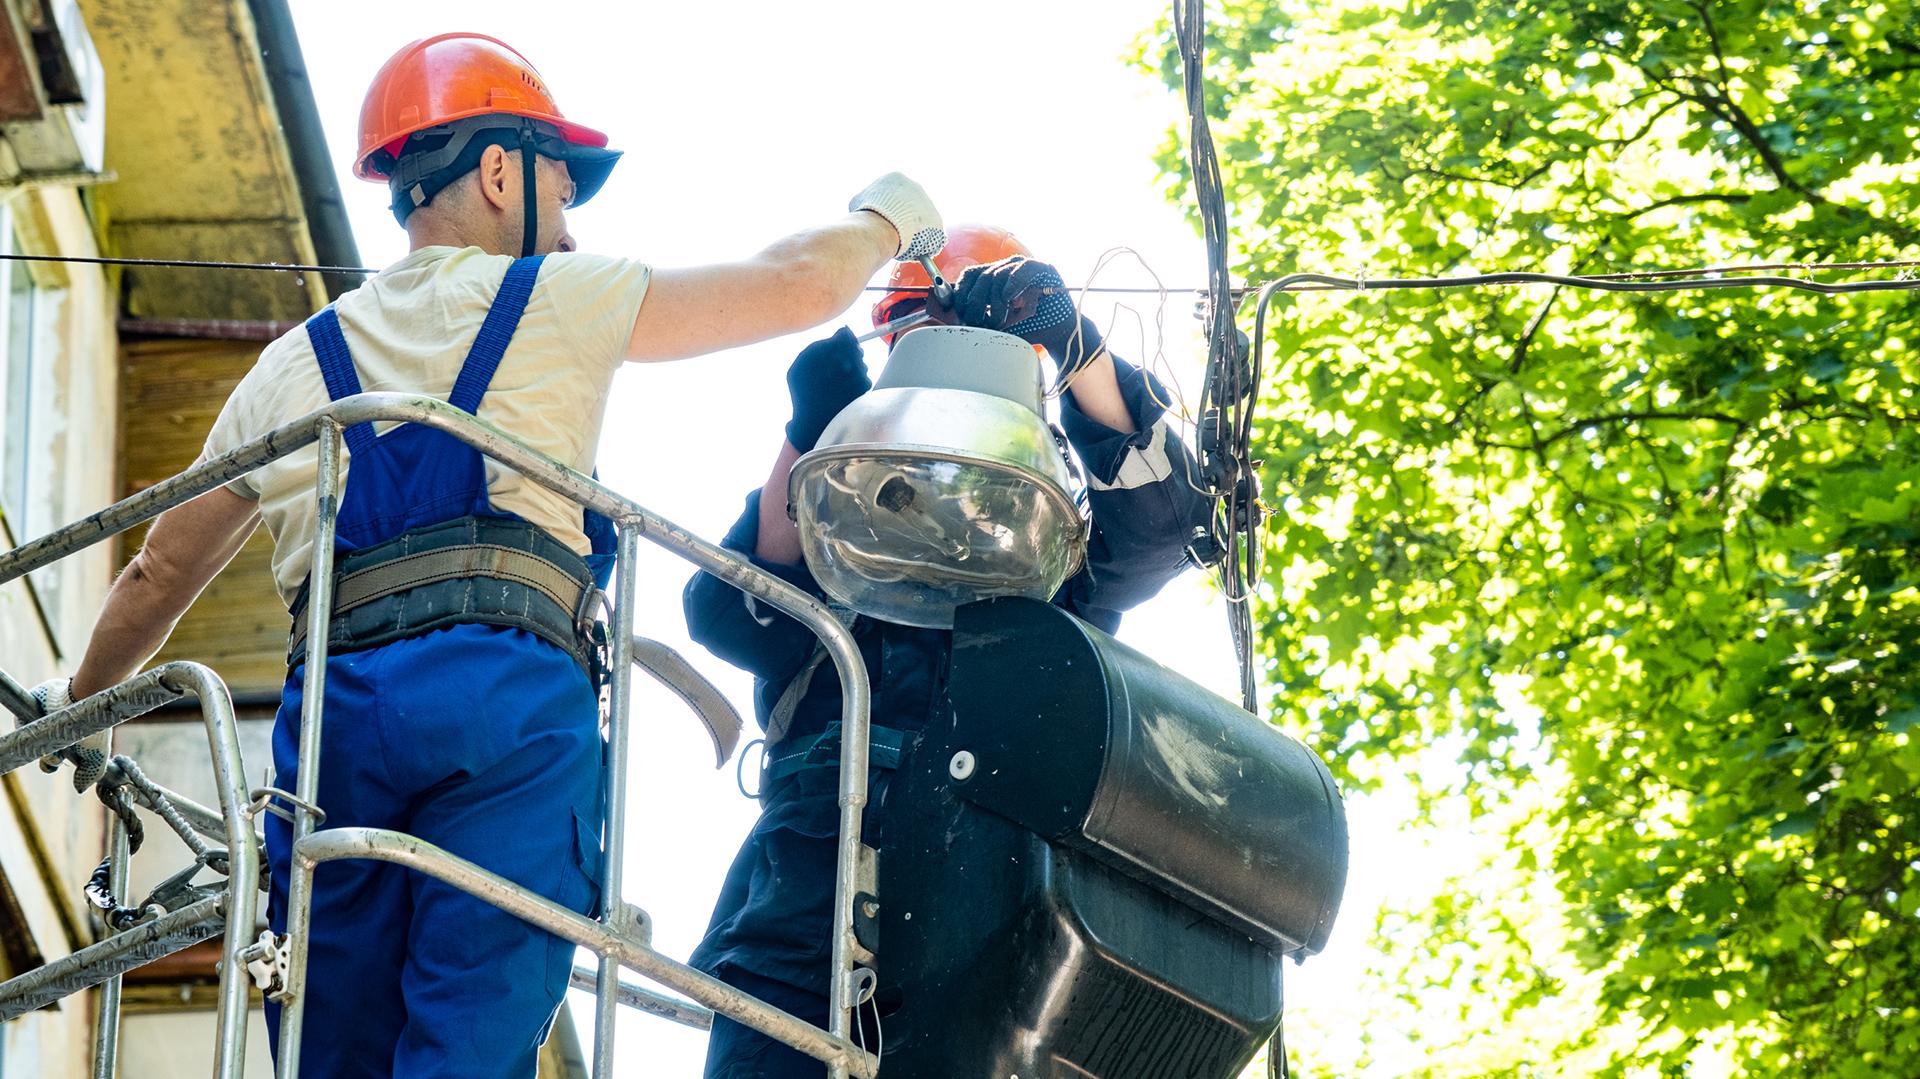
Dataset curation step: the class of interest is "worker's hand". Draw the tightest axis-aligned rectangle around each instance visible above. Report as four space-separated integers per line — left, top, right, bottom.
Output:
29 676 72 716
26 677 109 792
848 173 945 262
785 328 871 453
950 258 1107 371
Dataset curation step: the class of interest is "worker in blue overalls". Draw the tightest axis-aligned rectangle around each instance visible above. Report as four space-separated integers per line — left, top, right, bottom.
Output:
39 33 944 1079
682 224 1216 1077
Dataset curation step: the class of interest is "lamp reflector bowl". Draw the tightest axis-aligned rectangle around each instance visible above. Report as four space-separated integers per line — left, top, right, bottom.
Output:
790 327 1086 629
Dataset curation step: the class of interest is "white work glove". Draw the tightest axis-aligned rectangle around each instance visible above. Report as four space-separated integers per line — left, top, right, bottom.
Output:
28 677 110 791
848 172 945 262
29 676 73 714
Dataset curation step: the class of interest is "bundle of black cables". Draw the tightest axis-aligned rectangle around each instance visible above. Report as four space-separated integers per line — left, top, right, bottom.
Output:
1172 0 1266 719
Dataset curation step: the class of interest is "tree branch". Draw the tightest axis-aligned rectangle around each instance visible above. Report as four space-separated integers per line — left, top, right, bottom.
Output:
1622 192 1755 219
1510 286 1565 373
1538 410 1747 448
1666 74 1832 208
1604 97 1684 148
1688 1 1733 90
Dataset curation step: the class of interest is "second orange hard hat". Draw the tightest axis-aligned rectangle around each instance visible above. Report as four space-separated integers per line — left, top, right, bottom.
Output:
871 224 1033 329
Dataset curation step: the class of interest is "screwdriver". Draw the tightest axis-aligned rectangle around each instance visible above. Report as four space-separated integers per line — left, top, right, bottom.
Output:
856 308 932 343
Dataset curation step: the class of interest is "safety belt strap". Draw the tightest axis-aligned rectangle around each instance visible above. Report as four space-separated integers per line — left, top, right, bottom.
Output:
764 602 863 746
766 647 829 747
289 542 588 656
764 721 909 785
288 515 599 672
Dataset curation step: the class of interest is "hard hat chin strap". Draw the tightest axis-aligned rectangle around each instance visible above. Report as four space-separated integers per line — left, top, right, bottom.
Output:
518 124 538 259
385 117 569 235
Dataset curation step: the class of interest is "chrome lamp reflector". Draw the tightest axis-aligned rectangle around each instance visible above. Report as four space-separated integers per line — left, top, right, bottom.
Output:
790 326 1087 629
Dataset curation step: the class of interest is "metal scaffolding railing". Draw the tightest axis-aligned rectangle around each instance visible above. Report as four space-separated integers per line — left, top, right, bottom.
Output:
0 392 881 1079
0 661 258 1072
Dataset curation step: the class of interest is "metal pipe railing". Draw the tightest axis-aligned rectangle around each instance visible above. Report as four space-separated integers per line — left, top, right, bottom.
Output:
0 668 40 723
0 896 227 1020
176 661 264 1074
0 661 258 1076
592 522 641 1077
568 964 713 1030
90 817 130 1079
0 666 184 774
271 417 341 1079
295 828 879 1077
0 393 877 1078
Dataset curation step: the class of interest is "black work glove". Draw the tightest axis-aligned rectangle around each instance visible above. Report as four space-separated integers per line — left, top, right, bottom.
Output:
784 328 871 453
947 257 1106 371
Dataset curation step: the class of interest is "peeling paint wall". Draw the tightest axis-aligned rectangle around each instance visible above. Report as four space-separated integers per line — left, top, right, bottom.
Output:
0 179 119 1079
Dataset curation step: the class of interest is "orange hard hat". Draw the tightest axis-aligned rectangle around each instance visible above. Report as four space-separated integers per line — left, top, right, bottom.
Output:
871 224 1033 329
356 33 609 181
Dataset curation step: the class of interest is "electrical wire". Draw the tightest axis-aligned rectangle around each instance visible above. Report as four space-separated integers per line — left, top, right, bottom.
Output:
0 251 372 275
1172 0 1263 716
1049 246 1182 413
1247 268 1920 296
3 249 1915 297
9 218 1913 728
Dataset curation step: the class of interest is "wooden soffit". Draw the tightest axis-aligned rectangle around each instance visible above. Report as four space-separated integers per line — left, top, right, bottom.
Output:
83 0 329 322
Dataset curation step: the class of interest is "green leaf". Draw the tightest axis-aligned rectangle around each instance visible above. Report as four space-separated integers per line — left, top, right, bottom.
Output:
1769 809 1819 840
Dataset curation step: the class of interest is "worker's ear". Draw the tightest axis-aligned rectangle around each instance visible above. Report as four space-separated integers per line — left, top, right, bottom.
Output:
475 143 515 212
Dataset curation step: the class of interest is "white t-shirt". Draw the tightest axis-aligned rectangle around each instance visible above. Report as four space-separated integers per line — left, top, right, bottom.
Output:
202 245 652 606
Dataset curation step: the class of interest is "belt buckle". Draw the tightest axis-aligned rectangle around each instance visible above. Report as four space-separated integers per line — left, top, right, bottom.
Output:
577 586 614 707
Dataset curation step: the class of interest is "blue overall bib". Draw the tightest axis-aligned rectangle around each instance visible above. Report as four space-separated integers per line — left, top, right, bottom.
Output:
263 256 614 1079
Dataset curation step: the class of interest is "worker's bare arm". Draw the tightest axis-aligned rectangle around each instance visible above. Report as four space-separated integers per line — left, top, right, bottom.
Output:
625 212 898 363
69 486 261 697
754 440 806 567
1061 351 1137 434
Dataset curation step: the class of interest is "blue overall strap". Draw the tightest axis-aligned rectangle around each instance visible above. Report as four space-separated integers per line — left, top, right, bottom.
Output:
305 307 376 456
447 255 546 414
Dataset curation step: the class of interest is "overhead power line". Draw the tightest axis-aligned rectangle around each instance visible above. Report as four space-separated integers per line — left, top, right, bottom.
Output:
6 251 1916 297
1254 268 1920 296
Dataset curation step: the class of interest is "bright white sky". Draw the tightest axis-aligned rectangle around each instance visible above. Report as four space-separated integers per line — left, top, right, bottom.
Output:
284 2 1435 1074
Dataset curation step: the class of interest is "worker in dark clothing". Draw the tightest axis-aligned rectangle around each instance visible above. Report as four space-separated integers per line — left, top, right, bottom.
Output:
681 225 1214 1078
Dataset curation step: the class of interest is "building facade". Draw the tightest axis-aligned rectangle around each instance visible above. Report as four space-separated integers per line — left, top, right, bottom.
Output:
0 1 432 1074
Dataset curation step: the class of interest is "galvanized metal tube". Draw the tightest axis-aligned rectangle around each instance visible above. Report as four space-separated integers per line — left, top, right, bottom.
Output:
592 524 640 1078
0 668 39 724
90 816 130 1079
622 554 869 1070
0 662 254 1037
275 418 342 1079
0 666 184 775
133 777 231 849
827 729 871 1079
0 405 336 587
0 895 226 1021
0 394 873 1069
568 965 713 1030
295 829 878 1078
160 663 261 1077
2 394 865 659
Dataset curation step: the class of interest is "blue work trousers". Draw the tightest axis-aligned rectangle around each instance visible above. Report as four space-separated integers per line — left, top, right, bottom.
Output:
264 623 605 1079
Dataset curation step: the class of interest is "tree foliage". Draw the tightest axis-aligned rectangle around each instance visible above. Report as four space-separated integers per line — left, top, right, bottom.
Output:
1142 2 1920 1074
